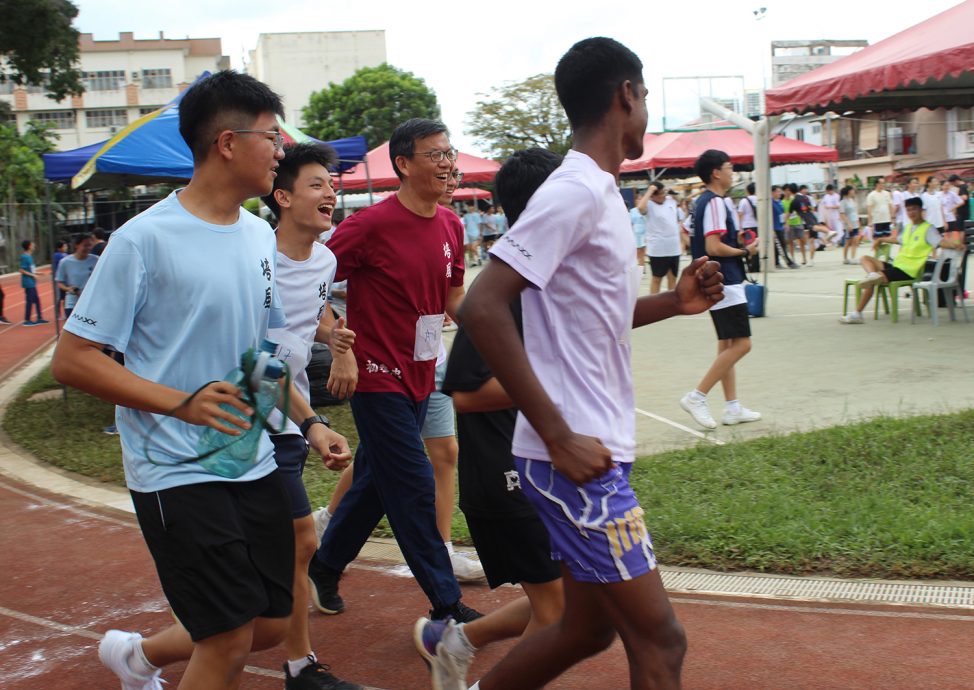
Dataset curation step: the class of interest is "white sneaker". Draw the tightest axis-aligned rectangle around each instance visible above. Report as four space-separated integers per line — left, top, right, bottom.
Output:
838 313 864 324
679 393 717 430
858 272 884 288
98 630 164 690
450 551 486 583
414 618 472 690
312 507 331 543
722 407 762 425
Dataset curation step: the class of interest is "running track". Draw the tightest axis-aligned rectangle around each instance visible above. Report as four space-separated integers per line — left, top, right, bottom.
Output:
0 277 972 688
0 268 60 380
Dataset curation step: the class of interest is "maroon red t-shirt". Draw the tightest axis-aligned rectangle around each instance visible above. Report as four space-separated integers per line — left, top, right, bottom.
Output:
327 194 464 401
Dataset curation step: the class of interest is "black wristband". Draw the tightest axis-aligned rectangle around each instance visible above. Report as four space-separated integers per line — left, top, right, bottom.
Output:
299 414 331 438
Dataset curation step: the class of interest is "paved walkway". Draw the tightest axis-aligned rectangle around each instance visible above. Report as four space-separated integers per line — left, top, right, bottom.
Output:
1 248 973 688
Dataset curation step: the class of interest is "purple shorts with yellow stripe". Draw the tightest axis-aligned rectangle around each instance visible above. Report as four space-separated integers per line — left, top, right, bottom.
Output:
514 458 657 583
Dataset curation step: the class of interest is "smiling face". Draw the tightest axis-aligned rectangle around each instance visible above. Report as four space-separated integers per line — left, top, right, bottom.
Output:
277 162 337 233
439 165 460 206
396 132 455 203
228 111 285 198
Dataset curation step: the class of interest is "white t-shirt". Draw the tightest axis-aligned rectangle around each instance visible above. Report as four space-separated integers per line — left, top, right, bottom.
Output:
866 190 893 224
645 197 682 257
821 193 841 223
700 196 746 311
64 191 286 493
940 188 962 223
921 191 944 228
891 190 906 226
268 242 338 437
737 195 757 229
490 150 638 464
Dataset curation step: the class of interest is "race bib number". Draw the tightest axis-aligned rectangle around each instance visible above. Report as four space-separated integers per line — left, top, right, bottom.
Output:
413 314 444 361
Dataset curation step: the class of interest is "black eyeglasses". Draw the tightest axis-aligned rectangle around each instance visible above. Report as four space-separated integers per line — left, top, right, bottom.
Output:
216 130 285 152
414 148 458 163
452 170 464 182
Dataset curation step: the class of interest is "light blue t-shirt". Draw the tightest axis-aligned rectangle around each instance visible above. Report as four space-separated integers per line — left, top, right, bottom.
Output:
64 191 286 493
463 212 482 238
55 254 98 309
494 213 508 234
20 253 36 288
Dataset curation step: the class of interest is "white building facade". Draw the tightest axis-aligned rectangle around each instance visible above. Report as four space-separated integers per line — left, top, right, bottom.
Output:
247 30 386 127
1 32 228 151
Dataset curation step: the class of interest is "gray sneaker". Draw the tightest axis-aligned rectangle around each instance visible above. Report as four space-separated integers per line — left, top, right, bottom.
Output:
414 618 471 690
679 393 717 430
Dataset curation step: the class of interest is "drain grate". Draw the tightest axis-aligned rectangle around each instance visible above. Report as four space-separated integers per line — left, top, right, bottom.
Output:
660 568 974 608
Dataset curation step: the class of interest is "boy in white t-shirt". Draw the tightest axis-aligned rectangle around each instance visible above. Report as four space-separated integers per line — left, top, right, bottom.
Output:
460 37 723 690
52 71 353 690
260 142 362 690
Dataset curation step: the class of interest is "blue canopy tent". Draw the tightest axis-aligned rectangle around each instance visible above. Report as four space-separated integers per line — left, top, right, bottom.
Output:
42 74 367 189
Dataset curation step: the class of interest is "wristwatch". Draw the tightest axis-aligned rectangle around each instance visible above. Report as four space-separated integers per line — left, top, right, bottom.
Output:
299 414 331 438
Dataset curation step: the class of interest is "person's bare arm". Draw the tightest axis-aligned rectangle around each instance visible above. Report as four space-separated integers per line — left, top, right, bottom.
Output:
280 380 352 470
632 256 723 328
635 186 654 214
452 377 514 414
52 331 252 435
445 285 465 322
459 259 612 485
314 307 357 399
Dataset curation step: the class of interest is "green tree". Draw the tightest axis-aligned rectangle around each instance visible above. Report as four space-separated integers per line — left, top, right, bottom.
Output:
0 120 58 202
465 73 571 160
0 0 84 101
302 63 440 149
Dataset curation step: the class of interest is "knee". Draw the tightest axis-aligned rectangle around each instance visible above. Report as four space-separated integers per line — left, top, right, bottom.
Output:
560 620 617 660
737 338 752 356
252 617 289 651
295 526 318 567
655 616 688 668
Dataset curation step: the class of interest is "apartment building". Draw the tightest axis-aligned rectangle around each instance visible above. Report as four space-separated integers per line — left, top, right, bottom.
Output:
0 31 228 150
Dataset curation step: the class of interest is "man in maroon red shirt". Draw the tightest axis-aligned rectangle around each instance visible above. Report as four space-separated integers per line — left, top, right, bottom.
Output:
309 118 482 623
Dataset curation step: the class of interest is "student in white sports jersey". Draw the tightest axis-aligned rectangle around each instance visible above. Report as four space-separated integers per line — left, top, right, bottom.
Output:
921 176 945 232
260 142 362 690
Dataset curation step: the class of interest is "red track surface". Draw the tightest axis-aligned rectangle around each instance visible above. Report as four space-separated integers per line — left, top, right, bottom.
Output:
0 279 972 689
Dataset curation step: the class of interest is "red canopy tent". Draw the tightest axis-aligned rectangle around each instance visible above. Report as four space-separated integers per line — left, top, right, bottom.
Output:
451 187 492 201
620 128 837 174
764 1 974 116
337 142 500 191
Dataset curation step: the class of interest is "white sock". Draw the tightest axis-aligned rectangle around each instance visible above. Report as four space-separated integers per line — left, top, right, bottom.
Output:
444 540 455 556
127 637 158 676
689 389 706 402
444 622 477 658
287 653 314 677
323 507 332 519
725 399 741 414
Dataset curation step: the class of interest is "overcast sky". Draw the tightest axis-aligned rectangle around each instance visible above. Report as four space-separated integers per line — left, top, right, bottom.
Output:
75 0 957 156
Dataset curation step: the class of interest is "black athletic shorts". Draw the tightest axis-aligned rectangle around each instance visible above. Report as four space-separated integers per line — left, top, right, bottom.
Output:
271 434 312 518
710 302 751 340
648 255 680 278
947 220 962 232
465 514 561 589
880 261 913 283
873 222 893 237
131 471 295 642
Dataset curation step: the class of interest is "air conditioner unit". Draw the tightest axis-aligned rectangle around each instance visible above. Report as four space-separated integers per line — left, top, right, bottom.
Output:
957 131 974 155
131 71 141 81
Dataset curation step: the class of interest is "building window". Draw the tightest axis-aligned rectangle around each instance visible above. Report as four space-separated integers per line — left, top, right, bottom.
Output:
84 70 126 92
0 79 14 95
957 107 974 132
85 108 128 129
139 106 163 116
26 80 50 94
141 68 172 90
794 128 805 141
31 110 77 129
811 124 822 135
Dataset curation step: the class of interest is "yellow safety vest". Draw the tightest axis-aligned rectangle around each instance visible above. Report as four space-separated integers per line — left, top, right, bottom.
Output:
892 221 935 279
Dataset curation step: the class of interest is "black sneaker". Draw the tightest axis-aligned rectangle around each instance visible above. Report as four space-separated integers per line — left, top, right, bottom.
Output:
429 599 483 623
284 656 363 690
308 558 344 614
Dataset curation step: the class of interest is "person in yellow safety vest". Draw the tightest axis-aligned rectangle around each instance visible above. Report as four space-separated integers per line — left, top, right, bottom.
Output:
840 196 966 324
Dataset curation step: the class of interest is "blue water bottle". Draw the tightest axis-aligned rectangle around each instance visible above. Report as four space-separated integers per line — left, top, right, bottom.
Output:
197 339 286 478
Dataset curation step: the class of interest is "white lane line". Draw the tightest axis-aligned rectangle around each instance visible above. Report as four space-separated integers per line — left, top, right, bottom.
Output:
0 479 133 528
675 597 974 622
635 407 726 446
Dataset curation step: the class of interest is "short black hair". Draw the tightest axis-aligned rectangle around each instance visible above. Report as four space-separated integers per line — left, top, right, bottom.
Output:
179 70 284 163
826 184 834 191
20 239 32 250
389 118 449 181
788 183 799 193
948 174 962 183
555 37 643 130
746 182 755 195
55 240 67 250
94 227 110 241
261 142 338 219
693 149 730 185
905 196 923 209
771 184 781 192
494 148 563 226
74 232 94 244
840 185 854 198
